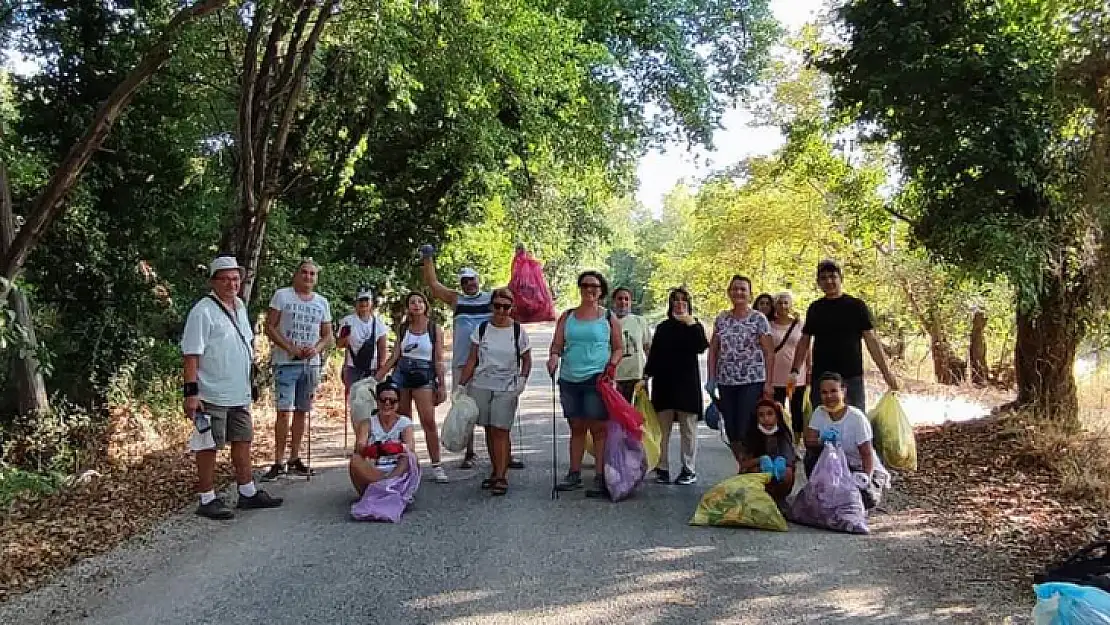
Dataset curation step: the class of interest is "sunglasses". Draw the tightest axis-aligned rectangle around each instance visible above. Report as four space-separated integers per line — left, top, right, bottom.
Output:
379 397 399 405
492 302 513 311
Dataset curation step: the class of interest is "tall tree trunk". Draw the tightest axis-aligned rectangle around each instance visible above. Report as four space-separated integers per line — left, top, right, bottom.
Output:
1014 278 1082 430
969 309 989 387
0 163 49 415
0 0 229 282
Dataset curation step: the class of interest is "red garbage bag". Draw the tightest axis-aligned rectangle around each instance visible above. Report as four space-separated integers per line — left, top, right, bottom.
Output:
508 248 556 323
597 377 643 442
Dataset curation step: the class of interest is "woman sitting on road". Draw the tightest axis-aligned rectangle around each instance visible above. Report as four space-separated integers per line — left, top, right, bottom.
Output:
707 275 776 470
740 399 797 507
376 292 450 484
458 288 533 496
804 372 890 508
643 287 708 485
349 382 417 496
548 270 623 499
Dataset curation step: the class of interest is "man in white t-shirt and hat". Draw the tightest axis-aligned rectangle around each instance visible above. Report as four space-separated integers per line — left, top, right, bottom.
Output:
181 256 283 520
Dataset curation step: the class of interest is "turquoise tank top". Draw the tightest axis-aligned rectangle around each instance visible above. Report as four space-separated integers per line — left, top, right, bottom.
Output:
560 309 611 382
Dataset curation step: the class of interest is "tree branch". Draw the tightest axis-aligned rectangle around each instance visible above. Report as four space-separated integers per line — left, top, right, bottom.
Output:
0 0 230 281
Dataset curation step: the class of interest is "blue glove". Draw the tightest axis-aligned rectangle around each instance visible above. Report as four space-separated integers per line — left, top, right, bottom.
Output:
772 456 788 482
704 379 718 396
759 455 774 475
820 428 840 444
419 244 435 259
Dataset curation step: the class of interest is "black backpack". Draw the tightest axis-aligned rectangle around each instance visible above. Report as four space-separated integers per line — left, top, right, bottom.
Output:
351 320 379 375
1035 541 1110 593
477 320 522 367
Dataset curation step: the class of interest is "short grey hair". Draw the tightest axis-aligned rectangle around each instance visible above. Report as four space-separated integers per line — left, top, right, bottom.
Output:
773 291 794 306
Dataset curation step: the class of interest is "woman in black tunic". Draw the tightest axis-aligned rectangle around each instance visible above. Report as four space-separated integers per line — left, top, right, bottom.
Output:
643 288 709 485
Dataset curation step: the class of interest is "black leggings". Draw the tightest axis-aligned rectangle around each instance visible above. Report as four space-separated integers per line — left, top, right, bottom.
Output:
773 385 807 435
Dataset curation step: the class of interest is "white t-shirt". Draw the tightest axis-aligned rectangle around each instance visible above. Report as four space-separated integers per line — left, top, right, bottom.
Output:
370 414 412 472
181 295 253 406
269 287 332 366
469 322 532 392
400 329 434 362
807 405 882 471
339 313 389 370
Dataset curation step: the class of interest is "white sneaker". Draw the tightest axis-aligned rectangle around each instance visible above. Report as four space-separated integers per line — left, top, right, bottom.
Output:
432 465 449 483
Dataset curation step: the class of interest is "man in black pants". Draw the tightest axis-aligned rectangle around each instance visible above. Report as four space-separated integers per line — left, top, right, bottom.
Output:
790 260 900 412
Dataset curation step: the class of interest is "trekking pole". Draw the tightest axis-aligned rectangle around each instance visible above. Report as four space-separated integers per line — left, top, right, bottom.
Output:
550 376 559 500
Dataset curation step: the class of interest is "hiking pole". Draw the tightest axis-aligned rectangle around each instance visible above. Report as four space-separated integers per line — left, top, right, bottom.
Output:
550 376 559 500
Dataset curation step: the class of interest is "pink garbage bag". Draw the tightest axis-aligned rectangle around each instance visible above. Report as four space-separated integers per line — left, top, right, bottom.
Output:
508 248 556 323
788 443 869 534
350 450 421 523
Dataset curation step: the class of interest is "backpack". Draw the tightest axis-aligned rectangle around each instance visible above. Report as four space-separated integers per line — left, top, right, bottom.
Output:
351 319 379 375
477 320 522 367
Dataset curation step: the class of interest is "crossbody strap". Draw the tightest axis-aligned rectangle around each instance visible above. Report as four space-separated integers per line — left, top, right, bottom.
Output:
207 295 252 356
773 318 799 353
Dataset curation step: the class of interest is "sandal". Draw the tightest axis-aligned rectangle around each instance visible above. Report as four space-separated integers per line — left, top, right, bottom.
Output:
490 478 508 496
480 475 495 490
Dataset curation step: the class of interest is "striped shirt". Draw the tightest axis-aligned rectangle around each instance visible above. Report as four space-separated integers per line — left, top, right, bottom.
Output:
452 291 492 369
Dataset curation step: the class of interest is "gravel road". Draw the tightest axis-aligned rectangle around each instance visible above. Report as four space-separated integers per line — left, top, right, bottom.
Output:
0 325 1028 625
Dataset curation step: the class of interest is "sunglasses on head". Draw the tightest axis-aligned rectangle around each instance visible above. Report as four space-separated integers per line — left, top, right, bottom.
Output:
492 302 513 311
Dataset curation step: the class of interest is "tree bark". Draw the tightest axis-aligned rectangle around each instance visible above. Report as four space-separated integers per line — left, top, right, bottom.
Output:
1014 277 1082 430
0 0 230 282
0 163 49 415
969 309 989 387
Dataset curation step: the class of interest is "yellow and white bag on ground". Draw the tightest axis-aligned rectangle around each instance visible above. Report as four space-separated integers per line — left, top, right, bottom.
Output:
868 392 917 472
689 473 788 532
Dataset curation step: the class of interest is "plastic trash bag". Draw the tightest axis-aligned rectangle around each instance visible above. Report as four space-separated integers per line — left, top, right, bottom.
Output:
706 399 722 430
788 442 869 534
1034 582 1110 624
690 472 789 532
868 392 917 472
634 383 662 471
508 248 556 323
350 450 421 523
603 420 647 501
349 377 378 424
597 378 644 440
440 388 478 452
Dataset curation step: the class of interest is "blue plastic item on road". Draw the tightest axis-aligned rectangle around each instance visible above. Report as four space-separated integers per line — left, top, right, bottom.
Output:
706 401 722 431
1033 583 1110 624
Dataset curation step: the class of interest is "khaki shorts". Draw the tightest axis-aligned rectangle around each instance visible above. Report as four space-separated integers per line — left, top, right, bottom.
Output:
201 402 253 448
467 387 520 431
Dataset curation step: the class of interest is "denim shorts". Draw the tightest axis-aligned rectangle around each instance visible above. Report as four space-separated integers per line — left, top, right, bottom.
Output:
558 375 608 421
393 357 437 391
274 363 320 412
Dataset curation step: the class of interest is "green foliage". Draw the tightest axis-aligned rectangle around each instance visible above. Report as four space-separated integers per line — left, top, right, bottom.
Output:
0 465 65 509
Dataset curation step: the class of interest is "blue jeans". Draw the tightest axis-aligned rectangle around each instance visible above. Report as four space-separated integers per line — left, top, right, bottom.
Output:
718 382 763 449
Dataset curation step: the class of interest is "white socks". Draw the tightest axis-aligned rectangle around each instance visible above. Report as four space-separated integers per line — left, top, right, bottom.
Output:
238 482 257 498
199 490 216 505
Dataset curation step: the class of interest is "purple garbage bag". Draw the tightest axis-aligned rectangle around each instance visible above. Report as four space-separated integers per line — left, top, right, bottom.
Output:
603 420 647 502
350 450 421 523
788 442 869 534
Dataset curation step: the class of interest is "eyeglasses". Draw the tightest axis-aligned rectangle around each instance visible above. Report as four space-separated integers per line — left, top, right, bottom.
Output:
492 302 513 311
212 276 241 283
379 397 399 405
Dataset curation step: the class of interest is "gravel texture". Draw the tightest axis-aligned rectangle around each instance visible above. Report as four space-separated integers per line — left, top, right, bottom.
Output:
0 327 1029 625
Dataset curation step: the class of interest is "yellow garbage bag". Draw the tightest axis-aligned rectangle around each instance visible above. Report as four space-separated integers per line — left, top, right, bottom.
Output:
867 392 917 472
802 389 813 431
690 473 788 531
634 383 661 471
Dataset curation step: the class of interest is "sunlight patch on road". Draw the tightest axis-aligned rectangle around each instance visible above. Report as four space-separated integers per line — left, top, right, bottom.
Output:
622 545 715 562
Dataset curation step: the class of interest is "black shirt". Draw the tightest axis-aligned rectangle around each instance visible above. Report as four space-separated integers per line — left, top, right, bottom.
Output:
801 294 874 378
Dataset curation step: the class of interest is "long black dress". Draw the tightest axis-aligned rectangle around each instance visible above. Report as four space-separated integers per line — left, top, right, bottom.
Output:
644 317 709 417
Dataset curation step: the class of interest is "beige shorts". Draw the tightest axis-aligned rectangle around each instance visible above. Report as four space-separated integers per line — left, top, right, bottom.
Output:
201 402 253 448
467 387 519 431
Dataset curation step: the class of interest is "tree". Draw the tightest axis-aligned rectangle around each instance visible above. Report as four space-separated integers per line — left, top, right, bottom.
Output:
821 0 1110 427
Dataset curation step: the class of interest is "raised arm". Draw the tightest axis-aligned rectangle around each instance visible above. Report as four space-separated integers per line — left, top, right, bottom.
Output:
421 257 458 307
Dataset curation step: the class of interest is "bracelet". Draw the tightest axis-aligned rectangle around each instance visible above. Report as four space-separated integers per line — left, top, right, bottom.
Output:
183 382 199 398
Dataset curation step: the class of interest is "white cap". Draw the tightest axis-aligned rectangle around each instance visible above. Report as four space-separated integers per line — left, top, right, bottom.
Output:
209 256 245 278
356 288 374 301
459 267 479 280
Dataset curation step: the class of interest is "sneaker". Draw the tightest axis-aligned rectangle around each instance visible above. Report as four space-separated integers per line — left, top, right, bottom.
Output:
196 497 234 520
260 463 284 482
237 489 284 509
432 465 449 483
585 475 610 499
675 469 698 485
459 454 477 470
555 471 583 491
287 458 314 477
508 457 525 470
654 468 672 484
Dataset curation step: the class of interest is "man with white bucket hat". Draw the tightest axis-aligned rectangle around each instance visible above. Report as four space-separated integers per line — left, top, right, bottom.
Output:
181 255 283 520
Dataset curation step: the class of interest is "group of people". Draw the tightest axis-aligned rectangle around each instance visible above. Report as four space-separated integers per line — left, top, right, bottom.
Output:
180 247 901 520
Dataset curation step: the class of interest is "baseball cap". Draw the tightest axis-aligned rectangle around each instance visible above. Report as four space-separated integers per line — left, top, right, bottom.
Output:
459 267 479 280
209 256 245 278
356 288 374 301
